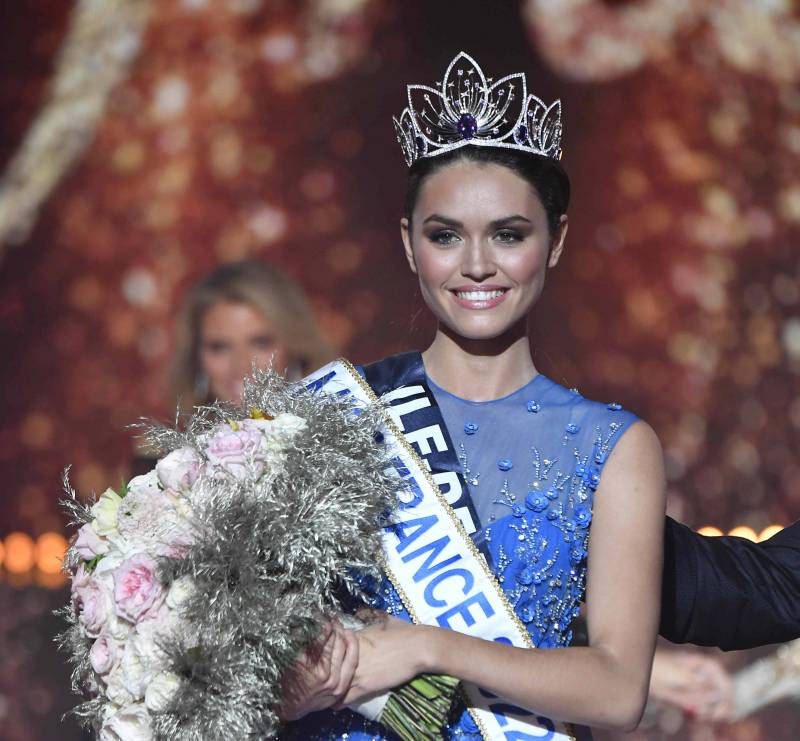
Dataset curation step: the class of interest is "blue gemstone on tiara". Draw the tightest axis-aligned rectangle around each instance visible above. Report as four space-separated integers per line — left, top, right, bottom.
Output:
514 124 528 144
457 113 478 140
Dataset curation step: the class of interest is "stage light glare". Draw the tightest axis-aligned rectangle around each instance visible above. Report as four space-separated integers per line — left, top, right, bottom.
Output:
758 524 784 542
4 532 35 573
35 532 68 574
697 526 723 537
728 525 758 542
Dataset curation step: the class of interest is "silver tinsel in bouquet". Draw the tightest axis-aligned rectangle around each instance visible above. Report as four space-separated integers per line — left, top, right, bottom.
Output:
59 367 458 740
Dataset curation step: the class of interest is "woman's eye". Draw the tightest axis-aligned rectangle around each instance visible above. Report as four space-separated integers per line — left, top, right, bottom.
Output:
429 230 460 245
495 230 523 243
251 337 274 350
204 342 228 354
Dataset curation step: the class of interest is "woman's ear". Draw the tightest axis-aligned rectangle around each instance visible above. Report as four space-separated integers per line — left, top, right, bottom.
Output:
548 214 569 268
401 217 417 274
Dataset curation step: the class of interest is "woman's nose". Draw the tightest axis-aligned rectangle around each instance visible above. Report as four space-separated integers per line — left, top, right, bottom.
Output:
460 241 496 281
234 347 255 376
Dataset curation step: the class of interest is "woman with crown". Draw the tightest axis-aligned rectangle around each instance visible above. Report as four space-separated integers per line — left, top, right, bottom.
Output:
278 52 666 741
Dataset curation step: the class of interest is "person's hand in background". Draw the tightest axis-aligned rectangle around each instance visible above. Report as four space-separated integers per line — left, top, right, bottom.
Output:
649 649 733 723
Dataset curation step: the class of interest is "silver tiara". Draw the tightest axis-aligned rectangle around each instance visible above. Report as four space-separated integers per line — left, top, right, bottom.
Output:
393 51 562 167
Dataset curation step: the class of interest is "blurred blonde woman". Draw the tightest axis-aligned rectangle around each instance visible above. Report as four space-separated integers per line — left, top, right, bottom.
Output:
171 260 335 411
132 261 333 477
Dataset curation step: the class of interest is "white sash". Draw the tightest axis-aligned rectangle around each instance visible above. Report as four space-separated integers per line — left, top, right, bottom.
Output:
306 360 575 741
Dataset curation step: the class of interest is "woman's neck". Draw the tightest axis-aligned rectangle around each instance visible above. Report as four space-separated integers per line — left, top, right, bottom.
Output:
422 322 538 402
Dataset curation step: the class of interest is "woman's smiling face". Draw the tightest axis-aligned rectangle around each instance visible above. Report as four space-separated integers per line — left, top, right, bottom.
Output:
402 160 567 342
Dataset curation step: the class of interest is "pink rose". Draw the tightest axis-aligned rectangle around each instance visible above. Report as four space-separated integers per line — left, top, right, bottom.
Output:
90 632 121 676
75 523 109 560
114 554 165 624
156 447 202 492
72 562 91 589
74 575 113 638
205 424 268 480
70 563 90 614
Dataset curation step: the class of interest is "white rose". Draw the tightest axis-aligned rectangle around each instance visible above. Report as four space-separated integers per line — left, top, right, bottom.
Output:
105 664 135 707
120 640 148 700
171 493 194 521
106 613 132 642
156 447 202 492
99 703 153 741
128 606 174 682
115 487 194 558
127 470 161 497
91 488 123 538
144 671 182 713
166 576 196 611
92 542 126 590
272 413 308 438
121 622 173 701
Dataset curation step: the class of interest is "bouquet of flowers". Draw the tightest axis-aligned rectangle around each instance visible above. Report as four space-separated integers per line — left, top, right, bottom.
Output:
60 367 457 740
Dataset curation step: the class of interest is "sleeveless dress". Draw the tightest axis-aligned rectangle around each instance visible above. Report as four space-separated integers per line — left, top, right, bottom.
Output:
282 363 638 740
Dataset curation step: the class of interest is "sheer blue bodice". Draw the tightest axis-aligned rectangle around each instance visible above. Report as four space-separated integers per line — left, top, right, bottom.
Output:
282 370 638 740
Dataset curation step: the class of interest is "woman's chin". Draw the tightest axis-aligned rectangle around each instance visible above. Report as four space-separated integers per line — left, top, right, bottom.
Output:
441 317 526 344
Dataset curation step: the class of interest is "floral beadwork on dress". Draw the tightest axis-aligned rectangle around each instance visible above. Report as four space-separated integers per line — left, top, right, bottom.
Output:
483 418 626 648
427 372 636 650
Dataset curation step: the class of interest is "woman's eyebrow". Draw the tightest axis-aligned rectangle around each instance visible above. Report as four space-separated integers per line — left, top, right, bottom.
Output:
421 214 533 228
422 214 463 227
490 215 533 228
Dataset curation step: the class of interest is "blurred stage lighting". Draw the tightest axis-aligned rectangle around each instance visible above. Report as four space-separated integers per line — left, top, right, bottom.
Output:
697 526 724 536
727 526 759 542
1 531 68 587
35 531 68 574
4 531 35 573
758 524 784 542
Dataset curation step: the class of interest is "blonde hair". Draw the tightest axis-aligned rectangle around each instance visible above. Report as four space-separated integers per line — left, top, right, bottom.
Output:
171 261 335 410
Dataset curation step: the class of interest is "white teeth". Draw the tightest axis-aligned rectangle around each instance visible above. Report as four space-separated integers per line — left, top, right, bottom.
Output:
455 290 505 301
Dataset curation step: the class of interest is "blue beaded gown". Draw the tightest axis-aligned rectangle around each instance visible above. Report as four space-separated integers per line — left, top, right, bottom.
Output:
282 365 638 740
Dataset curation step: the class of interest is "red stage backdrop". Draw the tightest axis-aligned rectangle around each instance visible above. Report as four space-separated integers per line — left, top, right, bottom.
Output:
0 2 798 739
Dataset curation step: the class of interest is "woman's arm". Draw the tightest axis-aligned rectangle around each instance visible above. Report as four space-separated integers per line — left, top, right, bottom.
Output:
344 421 666 731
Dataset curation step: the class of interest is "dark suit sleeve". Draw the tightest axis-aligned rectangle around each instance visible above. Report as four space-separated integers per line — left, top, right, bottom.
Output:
660 517 800 650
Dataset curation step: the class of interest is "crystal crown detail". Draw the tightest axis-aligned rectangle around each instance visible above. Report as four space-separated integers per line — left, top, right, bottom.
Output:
393 51 563 167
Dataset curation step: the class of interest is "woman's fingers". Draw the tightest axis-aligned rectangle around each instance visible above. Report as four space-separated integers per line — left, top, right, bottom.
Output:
278 618 366 722
323 622 347 690
333 628 360 700
302 620 336 670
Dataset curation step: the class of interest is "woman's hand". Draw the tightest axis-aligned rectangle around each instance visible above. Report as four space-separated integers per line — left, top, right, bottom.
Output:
279 619 359 721
340 610 431 706
649 650 733 722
